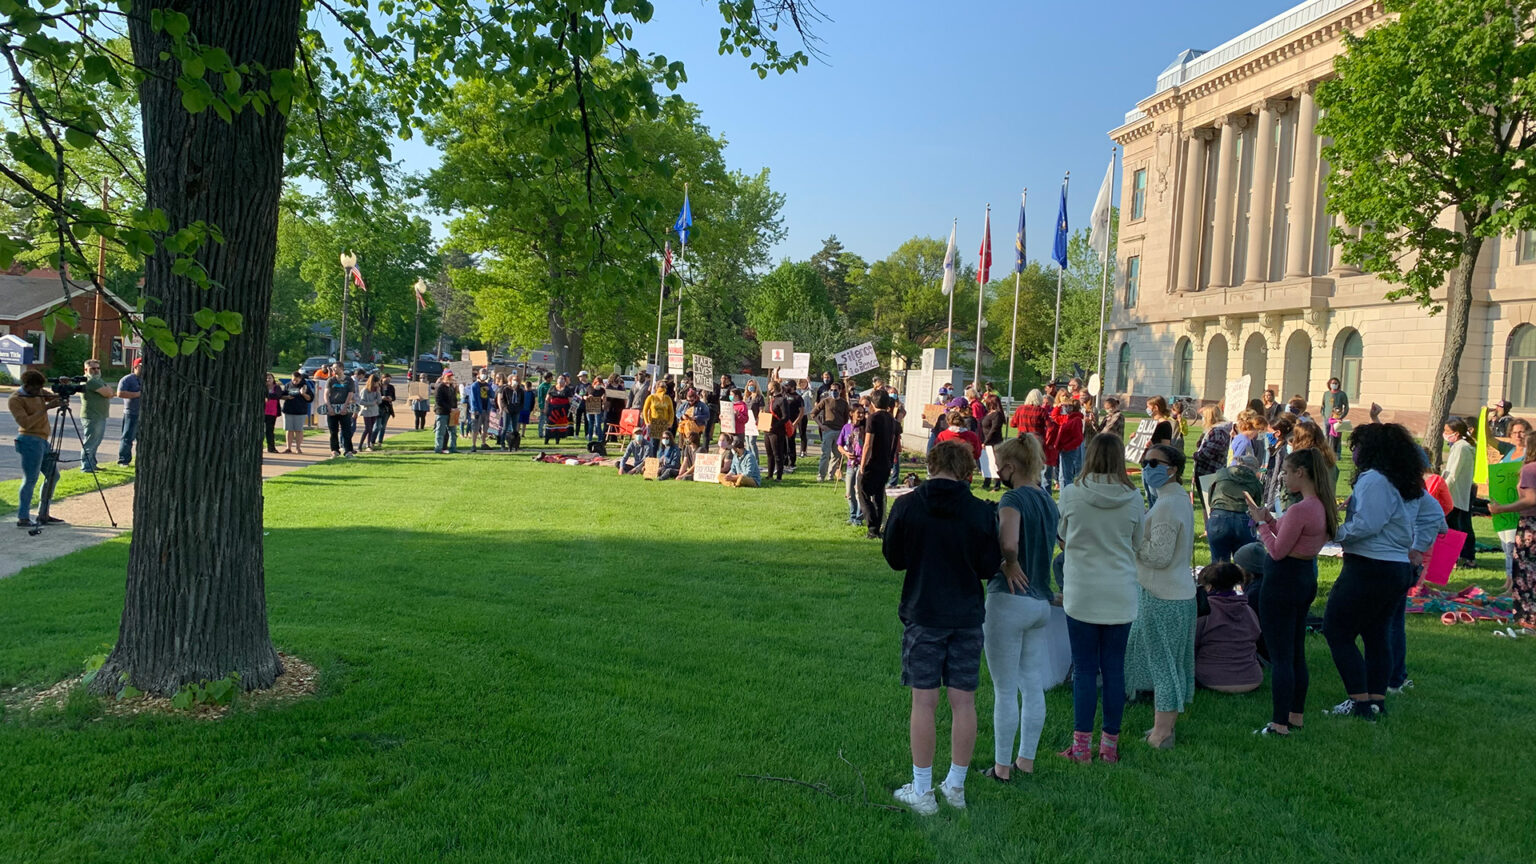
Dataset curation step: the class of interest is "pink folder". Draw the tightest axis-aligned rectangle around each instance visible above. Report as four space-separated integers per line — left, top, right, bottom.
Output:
1423 529 1468 586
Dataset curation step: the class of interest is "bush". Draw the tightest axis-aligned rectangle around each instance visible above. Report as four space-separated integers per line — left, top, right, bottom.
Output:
43 334 93 378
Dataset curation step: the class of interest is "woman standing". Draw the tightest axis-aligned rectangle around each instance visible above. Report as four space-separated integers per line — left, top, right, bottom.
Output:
1124 444 1196 750
373 373 396 448
1057 433 1145 764
979 395 1006 491
280 371 311 454
544 374 576 444
1192 406 1232 513
982 434 1059 781
764 381 793 482
1489 444 1536 631
1146 396 1173 446
263 373 283 454
410 372 431 431
1288 418 1339 506
498 376 524 450
1248 449 1336 736
1262 415 1296 511
358 373 383 451
641 380 674 454
1442 419 1478 567
937 408 982 459
840 405 866 525
1206 451 1263 562
1051 398 1085 489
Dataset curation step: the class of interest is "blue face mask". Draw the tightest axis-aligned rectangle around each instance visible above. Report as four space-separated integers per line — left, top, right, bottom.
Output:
1143 464 1170 489
1265 432 1278 449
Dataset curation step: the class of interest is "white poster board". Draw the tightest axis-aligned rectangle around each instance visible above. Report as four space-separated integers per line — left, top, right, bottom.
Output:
694 452 722 484
667 339 685 376
781 352 810 381
835 341 880 377
692 355 714 392
1223 375 1251 416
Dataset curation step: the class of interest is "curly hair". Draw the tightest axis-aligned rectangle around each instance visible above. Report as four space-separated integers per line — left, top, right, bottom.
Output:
1347 422 1425 500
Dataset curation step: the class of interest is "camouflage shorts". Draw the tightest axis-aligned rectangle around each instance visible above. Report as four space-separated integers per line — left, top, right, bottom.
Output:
900 623 983 691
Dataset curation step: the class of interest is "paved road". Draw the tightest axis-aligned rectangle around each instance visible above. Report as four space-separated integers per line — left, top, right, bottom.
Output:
0 391 132 482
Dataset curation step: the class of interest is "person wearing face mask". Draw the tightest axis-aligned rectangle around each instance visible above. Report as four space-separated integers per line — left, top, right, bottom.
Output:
815 383 851 482
1124 444 1197 750
1441 419 1477 567
654 431 682 480
1321 378 1350 455
979 433 1058 783
1051 397 1085 489
1262 415 1296 512
840 405 867 525
727 388 749 450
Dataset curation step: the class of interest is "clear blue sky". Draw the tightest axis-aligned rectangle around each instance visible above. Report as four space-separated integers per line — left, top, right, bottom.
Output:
398 0 1303 265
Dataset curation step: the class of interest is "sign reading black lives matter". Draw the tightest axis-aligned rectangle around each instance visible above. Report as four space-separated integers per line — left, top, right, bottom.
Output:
835 341 879 377
760 341 794 368
1124 418 1158 464
693 355 714 392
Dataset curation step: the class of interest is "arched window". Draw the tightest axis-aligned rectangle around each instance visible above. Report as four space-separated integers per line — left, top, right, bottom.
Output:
1508 324 1536 410
1174 337 1193 397
1116 342 1131 393
1335 329 1363 402
1203 334 1228 403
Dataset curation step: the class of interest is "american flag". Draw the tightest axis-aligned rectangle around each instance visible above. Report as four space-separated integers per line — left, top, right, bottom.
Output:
663 241 673 276
977 208 992 285
416 288 427 310
349 265 367 292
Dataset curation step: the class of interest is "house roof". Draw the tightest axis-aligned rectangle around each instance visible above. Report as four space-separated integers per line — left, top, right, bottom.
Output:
0 270 129 321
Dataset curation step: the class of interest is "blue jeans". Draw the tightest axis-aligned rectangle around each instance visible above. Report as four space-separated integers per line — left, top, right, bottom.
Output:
117 412 139 464
1207 509 1255 563
587 412 603 441
1060 446 1083 488
371 416 388 446
845 463 862 520
1066 616 1131 735
14 434 49 522
434 414 458 453
81 415 107 471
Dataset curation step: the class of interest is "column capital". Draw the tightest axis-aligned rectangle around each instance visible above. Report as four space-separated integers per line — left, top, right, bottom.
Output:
1182 126 1216 142
1252 98 1289 116
1215 113 1249 130
1291 80 1317 100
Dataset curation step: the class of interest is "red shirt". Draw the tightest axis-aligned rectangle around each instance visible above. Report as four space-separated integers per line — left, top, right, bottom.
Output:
1012 403 1048 438
1049 407 1085 453
937 427 983 459
1423 475 1453 515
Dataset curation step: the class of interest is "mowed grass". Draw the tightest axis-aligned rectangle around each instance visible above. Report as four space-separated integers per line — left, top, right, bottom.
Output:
0 446 1533 863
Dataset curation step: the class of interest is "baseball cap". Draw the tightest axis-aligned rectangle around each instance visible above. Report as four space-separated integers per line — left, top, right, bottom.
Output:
1232 542 1267 579
132 358 143 368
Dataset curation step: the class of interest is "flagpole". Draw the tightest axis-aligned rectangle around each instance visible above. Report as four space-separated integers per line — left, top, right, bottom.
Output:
1008 189 1025 402
654 244 667 380
945 218 957 361
1050 173 1070 382
1095 149 1116 387
973 204 989 392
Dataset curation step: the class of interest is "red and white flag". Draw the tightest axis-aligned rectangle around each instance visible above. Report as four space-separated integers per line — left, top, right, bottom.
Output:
977 208 992 285
416 288 427 310
662 241 674 276
349 265 367 292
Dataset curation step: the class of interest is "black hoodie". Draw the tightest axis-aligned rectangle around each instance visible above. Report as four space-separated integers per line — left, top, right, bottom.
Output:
882 477 1000 629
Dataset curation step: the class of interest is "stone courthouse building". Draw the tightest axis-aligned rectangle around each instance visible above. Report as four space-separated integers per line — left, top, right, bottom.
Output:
1105 0 1527 429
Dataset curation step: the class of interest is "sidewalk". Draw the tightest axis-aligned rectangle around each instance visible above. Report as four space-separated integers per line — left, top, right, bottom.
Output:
0 430 407 580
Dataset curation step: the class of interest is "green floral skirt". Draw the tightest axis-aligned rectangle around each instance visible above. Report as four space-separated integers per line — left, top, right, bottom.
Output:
1124 588 1196 713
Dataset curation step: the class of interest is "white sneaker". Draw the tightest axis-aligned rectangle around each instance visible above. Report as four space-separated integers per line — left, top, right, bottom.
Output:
892 783 938 815
937 781 966 810
1387 679 1414 695
1326 699 1357 716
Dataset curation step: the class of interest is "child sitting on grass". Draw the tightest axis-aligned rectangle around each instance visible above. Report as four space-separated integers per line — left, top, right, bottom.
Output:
1194 562 1262 694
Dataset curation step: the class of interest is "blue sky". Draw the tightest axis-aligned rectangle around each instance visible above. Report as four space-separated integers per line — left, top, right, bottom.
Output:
396 0 1304 265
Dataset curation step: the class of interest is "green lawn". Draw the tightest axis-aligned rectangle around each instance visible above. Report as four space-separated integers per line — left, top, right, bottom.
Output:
0 462 135 517
0 446 1531 862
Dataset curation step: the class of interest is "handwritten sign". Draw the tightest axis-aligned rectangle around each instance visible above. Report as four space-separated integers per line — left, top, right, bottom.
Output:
922 404 945 428
694 452 722 484
1223 374 1252 416
408 381 430 400
1424 529 1468 586
760 341 793 368
643 457 660 480
979 445 999 479
1124 418 1158 463
469 350 489 368
667 339 685 376
693 355 714 392
1487 461 1522 533
835 341 879 377
781 352 810 381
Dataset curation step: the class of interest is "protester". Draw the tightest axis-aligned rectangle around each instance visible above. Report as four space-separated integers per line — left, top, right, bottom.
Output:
1261 389 1282 423
721 438 761 487
410 373 430 431
859 391 900 539
325 362 358 458
1248 448 1337 735
1206 451 1263 562
618 433 649 475
763 382 793 481
797 378 814 459
982 434 1057 782
582 372 607 443
1323 423 1437 719
308 365 326 429
1321 378 1350 455
654 432 682 480
498 375 524 450
815 383 851 482
1124 443 1196 750
1227 409 1264 468
1192 405 1232 514
1100 396 1125 443
1057 433 1145 764
544 374 576 444
1504 418 1531 463
881 440 1000 814
978 395 1005 491
1262 415 1296 510
281 371 311 454
1050 397 1086 489
1193 563 1262 695
606 372 627 441
374 373 396 448
262 372 283 456
1442 418 1477 567
1489 442 1536 631
840 404 866 525
639 380 673 456
1288 418 1339 508
537 371 555 438
433 370 459 454
782 379 804 472
358 373 383 452
676 389 708 447
8 370 66 527
1147 396 1173 446
115 358 143 465
937 408 982 459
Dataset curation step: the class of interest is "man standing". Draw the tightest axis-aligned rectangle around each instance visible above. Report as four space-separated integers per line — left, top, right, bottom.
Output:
326 362 358 457
468 368 495 451
815 370 834 400
881 439 999 815
814 383 850 482
115 357 143 465
537 372 555 438
79 358 113 473
433 369 460 454
859 391 900 539
573 370 591 438
629 370 652 410
9 370 67 527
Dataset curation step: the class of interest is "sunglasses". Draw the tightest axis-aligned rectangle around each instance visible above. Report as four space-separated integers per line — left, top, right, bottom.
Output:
1142 459 1171 468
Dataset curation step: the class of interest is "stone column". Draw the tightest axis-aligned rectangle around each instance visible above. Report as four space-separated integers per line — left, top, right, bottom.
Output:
1176 129 1212 293
1285 84 1319 278
1208 113 1246 289
1330 221 1363 277
1243 100 1286 285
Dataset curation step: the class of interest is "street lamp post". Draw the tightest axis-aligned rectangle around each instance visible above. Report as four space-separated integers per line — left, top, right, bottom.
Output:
338 251 356 361
412 278 427 371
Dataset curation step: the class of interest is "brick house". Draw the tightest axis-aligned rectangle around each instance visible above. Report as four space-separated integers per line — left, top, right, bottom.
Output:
0 267 136 369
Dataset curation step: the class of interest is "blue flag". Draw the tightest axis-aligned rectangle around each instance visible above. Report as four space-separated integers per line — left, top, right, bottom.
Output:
1052 181 1069 270
674 188 693 250
1014 194 1026 274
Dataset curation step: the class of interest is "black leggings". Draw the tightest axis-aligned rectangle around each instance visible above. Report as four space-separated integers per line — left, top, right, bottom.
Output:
1447 507 1477 560
414 409 427 430
1323 554 1414 697
263 414 278 452
857 469 890 534
1259 555 1317 726
765 431 788 480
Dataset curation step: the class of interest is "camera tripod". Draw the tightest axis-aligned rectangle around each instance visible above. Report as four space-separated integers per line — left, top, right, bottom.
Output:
27 397 117 536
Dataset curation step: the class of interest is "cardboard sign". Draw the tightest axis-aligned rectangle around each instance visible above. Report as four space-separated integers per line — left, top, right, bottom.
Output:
760 341 794 368
693 355 714 392
584 396 604 413
694 452 722 484
447 361 473 382
643 457 660 480
1223 375 1251 416
781 352 810 381
1487 460 1522 533
922 404 945 428
667 339 685 376
408 381 431 401
1197 472 1218 521
1424 529 1469 586
469 350 490 368
758 410 776 431
1124 418 1158 463
835 341 879 377
488 410 502 435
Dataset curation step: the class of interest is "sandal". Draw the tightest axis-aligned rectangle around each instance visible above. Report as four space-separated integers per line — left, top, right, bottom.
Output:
981 765 1011 783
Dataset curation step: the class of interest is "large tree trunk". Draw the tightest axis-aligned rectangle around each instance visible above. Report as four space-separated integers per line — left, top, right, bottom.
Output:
549 291 583 375
1424 231 1482 474
92 2 301 695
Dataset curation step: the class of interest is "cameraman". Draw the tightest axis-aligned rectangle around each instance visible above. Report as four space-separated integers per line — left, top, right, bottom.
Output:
7 370 66 528
80 358 114 473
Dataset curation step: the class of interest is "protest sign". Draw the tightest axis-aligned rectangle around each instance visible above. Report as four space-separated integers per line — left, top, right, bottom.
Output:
643 457 660 480
758 410 776 430
1124 418 1158 463
694 453 722 484
922 404 945 428
584 396 604 414
835 341 879 377
693 355 714 391
447 360 473 381
488 411 502 435
1424 529 1468 586
1488 461 1522 533
408 381 430 400
1087 373 1102 397
760 341 793 368
667 339 685 376
469 350 489 368
781 352 810 381
1223 375 1251 415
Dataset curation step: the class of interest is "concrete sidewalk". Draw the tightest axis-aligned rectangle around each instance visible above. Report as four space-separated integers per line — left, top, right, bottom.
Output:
0 430 411 580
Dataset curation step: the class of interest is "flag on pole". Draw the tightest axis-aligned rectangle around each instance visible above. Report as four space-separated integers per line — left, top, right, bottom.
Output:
1089 155 1115 259
348 265 367 292
416 288 427 310
1052 180 1070 269
978 208 993 285
941 222 957 296
1014 192 1026 274
674 189 692 251
662 241 674 276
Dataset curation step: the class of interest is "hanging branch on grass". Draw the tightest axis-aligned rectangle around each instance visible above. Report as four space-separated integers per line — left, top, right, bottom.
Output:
738 749 906 813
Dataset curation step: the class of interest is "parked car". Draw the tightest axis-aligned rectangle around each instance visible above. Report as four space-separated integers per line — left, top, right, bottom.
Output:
410 358 444 383
343 361 378 378
300 356 336 376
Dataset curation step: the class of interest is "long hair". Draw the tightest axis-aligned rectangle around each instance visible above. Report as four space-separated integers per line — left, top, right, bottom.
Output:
1199 404 1223 432
1292 418 1338 469
1081 433 1135 489
994 433 1044 485
1024 388 1042 407
1285 448 1339 538
1347 422 1425 500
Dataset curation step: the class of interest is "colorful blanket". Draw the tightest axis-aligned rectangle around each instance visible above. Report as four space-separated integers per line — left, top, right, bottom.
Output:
1406 585 1515 622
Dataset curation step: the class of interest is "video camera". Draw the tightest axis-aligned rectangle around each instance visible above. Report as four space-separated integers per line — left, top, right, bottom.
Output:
49 375 89 398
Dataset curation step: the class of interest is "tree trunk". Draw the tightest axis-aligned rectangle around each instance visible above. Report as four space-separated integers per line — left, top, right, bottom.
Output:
92 2 300 695
1424 231 1482 474
549 290 583 375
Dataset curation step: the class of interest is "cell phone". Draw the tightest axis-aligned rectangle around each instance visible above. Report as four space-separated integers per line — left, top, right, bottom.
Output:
1242 491 1258 508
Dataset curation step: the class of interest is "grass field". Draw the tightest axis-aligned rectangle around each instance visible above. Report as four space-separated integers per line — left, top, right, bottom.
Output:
1 437 1532 862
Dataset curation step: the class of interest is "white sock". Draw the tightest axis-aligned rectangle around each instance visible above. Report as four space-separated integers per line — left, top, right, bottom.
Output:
945 763 967 791
911 765 932 795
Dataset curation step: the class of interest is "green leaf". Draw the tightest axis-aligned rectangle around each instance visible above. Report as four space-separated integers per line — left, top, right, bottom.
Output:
119 685 142 700
183 56 206 78
180 334 202 355
193 307 215 329
170 689 194 710
162 10 190 39
153 333 179 358
215 310 244 334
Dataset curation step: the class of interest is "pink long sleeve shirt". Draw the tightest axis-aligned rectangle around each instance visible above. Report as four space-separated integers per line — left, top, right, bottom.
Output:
1258 495 1328 560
